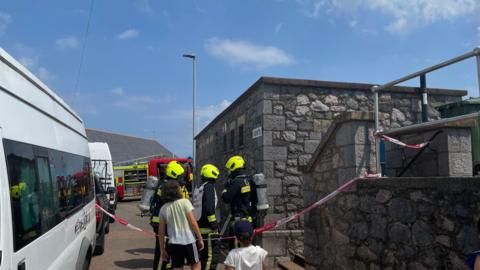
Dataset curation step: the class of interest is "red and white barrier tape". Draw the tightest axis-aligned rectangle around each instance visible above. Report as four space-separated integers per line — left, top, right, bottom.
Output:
95 172 381 240
255 172 380 234
380 134 428 149
95 204 155 236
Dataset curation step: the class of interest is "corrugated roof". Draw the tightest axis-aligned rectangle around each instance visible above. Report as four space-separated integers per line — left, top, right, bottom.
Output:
86 129 173 164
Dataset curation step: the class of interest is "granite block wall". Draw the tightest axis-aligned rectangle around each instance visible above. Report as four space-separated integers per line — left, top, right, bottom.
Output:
304 177 480 270
385 128 473 177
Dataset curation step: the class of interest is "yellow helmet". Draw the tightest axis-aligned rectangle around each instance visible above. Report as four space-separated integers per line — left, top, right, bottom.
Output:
10 182 26 200
166 161 185 179
201 164 220 180
225 156 245 173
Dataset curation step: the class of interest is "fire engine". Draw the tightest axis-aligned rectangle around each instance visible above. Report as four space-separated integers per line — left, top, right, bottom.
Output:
113 163 148 200
148 157 193 193
114 158 193 201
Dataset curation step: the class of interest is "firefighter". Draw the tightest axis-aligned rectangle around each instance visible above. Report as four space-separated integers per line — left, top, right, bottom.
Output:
222 156 255 249
193 164 220 270
151 161 185 270
179 178 190 199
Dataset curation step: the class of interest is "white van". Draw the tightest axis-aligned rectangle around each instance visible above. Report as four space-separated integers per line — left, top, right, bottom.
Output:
88 142 117 215
0 48 96 269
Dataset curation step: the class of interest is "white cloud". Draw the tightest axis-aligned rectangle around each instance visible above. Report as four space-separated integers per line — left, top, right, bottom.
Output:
18 55 56 82
0 11 11 36
298 0 480 34
74 8 88 16
117 28 139 40
275 23 284 33
196 100 232 129
205 37 294 69
113 95 157 108
67 92 98 116
18 56 37 70
111 87 124 96
134 0 155 15
37 67 56 82
148 99 232 129
56 36 79 49
197 99 231 119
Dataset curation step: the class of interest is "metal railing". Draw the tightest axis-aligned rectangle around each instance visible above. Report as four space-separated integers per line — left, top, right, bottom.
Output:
372 46 480 174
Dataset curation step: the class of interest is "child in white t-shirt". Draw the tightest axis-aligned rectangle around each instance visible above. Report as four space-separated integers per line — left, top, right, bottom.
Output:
224 220 268 270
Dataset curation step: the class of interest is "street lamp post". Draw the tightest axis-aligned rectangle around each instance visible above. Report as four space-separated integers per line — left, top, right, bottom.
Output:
183 53 196 186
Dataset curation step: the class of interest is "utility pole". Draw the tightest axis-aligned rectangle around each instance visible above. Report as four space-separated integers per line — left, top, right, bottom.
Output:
183 53 196 187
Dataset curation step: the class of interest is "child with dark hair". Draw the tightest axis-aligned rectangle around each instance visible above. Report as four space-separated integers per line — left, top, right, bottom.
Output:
467 219 480 269
158 180 204 270
224 221 268 270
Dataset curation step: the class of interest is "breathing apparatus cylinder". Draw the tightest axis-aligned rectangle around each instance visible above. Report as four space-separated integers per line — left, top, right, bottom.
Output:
138 175 159 213
253 173 269 211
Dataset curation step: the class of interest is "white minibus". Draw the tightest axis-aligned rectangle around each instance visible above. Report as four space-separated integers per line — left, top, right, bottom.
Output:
88 142 117 216
0 48 96 270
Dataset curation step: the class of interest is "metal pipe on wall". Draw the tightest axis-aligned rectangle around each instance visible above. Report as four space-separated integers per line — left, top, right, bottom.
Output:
476 53 480 98
375 50 477 92
420 74 428 122
373 86 381 174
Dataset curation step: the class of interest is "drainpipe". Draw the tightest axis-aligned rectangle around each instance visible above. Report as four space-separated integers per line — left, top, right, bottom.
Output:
372 86 381 174
420 74 428 122
475 47 480 97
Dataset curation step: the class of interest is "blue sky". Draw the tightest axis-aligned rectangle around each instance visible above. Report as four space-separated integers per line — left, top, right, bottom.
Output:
1 0 479 156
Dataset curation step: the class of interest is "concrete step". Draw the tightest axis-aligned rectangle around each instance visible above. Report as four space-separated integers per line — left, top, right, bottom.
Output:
277 261 305 270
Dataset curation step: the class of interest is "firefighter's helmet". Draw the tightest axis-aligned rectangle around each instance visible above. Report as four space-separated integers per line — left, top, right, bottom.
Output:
10 182 27 200
226 156 245 173
166 161 185 180
200 164 220 180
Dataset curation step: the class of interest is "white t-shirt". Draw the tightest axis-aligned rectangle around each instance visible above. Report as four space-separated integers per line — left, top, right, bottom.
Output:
159 198 196 245
224 245 268 270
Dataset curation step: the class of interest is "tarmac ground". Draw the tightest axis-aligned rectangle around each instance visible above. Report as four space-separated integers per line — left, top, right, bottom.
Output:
91 199 157 270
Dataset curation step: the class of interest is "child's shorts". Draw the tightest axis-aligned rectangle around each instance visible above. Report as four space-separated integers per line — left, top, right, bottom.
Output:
167 242 200 268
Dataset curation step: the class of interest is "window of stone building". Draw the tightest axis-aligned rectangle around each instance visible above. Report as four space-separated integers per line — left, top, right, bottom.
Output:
230 129 235 149
238 124 244 146
223 133 227 151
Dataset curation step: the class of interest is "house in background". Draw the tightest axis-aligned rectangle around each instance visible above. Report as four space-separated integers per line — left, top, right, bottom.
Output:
86 128 174 165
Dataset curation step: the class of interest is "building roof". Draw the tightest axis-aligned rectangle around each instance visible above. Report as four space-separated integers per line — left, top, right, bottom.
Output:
86 128 173 164
195 76 468 139
437 97 480 108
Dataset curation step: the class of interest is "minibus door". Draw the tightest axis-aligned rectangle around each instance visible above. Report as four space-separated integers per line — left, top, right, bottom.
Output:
0 127 13 270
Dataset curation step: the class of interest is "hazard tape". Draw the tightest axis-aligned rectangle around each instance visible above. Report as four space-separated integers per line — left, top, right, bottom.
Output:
379 134 428 149
95 172 380 241
254 172 380 234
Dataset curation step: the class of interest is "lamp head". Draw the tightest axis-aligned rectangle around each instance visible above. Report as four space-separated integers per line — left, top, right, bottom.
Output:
183 54 196 59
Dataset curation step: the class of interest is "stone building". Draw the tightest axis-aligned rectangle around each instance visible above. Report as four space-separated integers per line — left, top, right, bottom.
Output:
86 128 173 165
194 76 466 265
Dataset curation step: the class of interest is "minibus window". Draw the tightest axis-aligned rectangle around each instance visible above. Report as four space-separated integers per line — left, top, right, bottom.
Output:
4 141 41 251
36 157 59 233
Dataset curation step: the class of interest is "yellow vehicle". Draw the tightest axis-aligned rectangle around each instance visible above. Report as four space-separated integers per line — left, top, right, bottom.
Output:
114 163 148 200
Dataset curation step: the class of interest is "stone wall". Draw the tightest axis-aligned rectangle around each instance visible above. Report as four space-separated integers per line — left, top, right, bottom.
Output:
385 127 473 177
196 81 264 176
304 177 480 270
195 77 466 265
303 114 480 269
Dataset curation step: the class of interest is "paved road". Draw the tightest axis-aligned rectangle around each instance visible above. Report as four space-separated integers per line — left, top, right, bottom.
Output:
91 200 155 270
